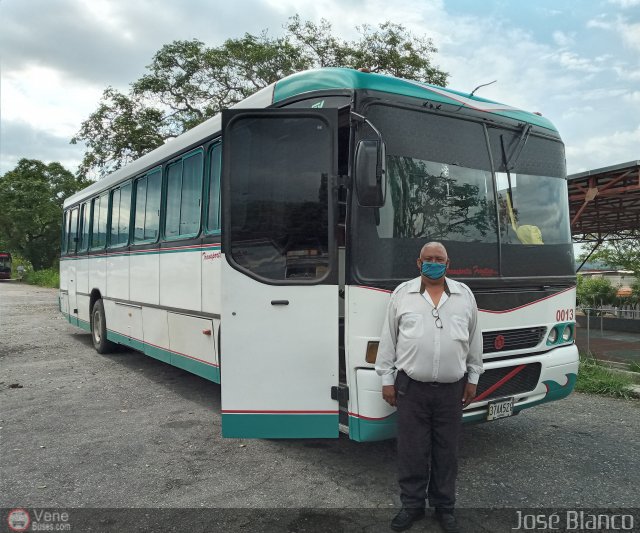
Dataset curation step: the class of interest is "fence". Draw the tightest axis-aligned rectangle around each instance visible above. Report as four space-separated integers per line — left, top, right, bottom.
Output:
575 307 640 360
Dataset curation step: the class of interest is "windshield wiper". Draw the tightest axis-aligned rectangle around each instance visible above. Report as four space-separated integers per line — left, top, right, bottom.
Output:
499 123 532 209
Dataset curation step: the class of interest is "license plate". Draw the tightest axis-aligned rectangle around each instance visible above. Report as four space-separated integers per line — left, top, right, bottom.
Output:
487 397 514 421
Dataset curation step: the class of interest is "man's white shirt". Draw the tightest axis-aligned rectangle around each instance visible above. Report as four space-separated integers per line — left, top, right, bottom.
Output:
376 276 484 386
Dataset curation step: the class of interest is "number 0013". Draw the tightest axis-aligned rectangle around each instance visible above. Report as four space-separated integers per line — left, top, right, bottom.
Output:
555 308 574 321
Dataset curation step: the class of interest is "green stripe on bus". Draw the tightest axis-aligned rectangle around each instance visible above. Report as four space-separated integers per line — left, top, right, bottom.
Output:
60 245 221 261
221 413 339 438
170 352 220 383
105 329 220 383
273 68 557 131
348 414 397 442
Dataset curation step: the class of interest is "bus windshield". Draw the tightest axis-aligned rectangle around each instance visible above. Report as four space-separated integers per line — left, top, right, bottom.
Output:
352 104 574 284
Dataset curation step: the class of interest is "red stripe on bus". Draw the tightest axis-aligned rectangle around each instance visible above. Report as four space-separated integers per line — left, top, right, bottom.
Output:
347 411 394 421
354 285 393 294
472 364 527 403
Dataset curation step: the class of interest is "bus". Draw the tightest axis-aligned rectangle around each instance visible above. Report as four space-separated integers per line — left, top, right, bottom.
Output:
60 68 579 441
0 252 12 280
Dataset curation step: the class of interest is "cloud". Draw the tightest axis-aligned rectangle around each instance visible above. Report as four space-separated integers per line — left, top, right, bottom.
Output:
0 120 85 176
587 14 640 51
608 0 640 7
553 31 575 47
565 125 640 173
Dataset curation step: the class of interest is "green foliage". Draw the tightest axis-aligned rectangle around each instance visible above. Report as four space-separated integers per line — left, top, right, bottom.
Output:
10 254 33 278
576 275 617 308
579 239 640 275
23 268 60 288
575 355 634 399
0 159 90 269
74 15 448 179
632 278 640 302
629 361 640 373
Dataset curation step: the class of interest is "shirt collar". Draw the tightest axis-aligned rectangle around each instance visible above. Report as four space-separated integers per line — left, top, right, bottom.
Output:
407 276 462 295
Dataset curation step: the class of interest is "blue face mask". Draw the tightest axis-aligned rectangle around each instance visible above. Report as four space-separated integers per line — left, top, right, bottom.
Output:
421 261 447 280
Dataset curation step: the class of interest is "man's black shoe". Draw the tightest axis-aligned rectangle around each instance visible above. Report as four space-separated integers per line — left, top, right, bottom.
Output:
390 508 425 531
435 510 460 533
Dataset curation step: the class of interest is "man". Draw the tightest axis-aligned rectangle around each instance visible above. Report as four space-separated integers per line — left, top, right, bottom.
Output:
376 242 483 533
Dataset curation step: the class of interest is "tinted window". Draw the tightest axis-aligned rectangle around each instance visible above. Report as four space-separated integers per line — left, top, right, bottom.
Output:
133 169 161 242
134 177 147 242
145 170 161 240
207 143 222 232
165 161 182 239
91 194 108 249
68 208 78 254
79 202 90 251
61 211 68 255
227 115 332 281
109 188 121 247
118 183 131 245
180 152 203 235
164 151 203 239
353 104 498 283
487 128 573 276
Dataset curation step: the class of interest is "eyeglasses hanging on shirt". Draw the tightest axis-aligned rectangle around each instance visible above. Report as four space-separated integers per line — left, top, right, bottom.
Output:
432 307 443 329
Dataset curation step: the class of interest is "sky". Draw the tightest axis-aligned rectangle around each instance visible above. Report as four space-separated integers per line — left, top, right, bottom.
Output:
1 0 639 178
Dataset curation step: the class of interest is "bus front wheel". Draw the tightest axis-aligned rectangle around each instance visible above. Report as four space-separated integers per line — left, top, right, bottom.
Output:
91 299 115 354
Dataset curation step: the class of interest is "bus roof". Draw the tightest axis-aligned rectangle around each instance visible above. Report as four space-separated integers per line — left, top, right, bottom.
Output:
273 68 558 131
65 68 558 208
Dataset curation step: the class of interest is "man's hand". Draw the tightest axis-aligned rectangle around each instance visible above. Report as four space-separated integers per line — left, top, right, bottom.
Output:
382 385 397 407
462 383 477 408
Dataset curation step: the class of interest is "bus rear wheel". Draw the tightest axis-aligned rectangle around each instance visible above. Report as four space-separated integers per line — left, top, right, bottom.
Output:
91 299 115 354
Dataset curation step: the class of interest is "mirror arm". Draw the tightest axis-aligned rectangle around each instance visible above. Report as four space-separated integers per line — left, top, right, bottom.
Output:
350 111 383 142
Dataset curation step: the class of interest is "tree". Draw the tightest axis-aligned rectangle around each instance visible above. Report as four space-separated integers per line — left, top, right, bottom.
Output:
73 15 448 179
579 239 640 275
576 275 617 308
0 159 90 269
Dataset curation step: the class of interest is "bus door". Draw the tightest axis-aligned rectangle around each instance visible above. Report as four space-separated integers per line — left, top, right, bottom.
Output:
220 109 340 438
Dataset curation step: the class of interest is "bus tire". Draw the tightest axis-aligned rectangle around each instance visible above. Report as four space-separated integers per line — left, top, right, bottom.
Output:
91 299 115 354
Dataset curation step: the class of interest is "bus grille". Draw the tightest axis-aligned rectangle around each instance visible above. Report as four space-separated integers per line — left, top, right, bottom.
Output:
483 326 547 354
476 363 542 401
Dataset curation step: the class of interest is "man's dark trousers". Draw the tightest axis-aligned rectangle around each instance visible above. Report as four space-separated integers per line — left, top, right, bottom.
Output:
396 371 465 511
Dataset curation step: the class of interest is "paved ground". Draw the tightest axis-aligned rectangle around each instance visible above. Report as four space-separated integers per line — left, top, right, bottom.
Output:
1 282 640 532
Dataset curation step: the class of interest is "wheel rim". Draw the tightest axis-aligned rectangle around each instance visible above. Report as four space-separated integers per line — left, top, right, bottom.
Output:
93 311 102 343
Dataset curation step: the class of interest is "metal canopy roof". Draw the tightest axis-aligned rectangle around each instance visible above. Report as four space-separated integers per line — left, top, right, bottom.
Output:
568 160 640 243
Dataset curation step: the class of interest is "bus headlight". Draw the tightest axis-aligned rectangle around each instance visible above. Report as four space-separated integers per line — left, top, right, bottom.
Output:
562 324 572 342
547 327 558 344
366 341 379 364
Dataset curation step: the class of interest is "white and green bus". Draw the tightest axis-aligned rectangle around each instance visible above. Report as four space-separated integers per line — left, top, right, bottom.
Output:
60 68 579 441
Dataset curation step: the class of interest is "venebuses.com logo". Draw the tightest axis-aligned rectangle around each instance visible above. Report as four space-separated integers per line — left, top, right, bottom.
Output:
7 509 30 532
6 508 71 531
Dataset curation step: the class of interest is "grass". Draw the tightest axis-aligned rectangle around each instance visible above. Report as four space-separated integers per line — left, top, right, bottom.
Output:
575 354 635 399
629 361 640 373
23 268 60 288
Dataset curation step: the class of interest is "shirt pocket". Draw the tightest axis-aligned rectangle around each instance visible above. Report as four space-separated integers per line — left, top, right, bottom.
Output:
450 316 469 342
399 312 424 339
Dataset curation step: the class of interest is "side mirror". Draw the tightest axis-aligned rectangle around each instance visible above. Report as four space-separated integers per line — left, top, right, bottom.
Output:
354 139 386 207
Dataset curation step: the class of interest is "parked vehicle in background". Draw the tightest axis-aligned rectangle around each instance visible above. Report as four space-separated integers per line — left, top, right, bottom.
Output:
0 252 12 280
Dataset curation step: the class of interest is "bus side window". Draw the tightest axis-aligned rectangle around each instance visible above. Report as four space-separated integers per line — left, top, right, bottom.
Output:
109 183 132 247
79 202 91 252
164 150 203 239
61 211 69 255
68 208 79 254
206 143 222 233
109 188 121 247
91 194 108 249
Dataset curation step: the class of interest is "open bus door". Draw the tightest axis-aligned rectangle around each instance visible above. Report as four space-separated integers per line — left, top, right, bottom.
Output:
220 109 340 438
